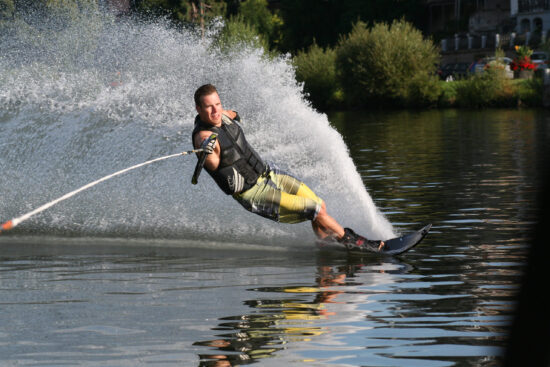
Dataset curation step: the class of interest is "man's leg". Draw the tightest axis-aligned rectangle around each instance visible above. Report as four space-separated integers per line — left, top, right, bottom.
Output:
311 200 344 240
312 202 384 249
277 175 344 239
235 169 384 249
273 171 350 241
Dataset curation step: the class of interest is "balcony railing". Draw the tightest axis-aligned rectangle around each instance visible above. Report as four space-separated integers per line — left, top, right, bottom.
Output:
518 0 550 13
440 32 541 53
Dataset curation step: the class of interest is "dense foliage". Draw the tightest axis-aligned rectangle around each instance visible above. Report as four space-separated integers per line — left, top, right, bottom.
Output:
454 68 513 108
438 70 542 108
293 43 341 110
335 20 441 108
238 0 282 49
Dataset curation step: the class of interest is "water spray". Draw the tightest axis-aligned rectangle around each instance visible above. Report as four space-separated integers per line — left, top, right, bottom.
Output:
0 145 210 234
0 8 396 240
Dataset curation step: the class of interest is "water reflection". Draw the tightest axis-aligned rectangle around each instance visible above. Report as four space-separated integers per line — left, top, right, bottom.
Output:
192 239 525 366
194 256 414 366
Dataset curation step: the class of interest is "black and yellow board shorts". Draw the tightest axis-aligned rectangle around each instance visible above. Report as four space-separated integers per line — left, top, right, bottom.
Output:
233 166 323 224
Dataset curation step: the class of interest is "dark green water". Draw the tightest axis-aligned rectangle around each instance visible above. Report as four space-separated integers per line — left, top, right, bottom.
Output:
1 109 548 366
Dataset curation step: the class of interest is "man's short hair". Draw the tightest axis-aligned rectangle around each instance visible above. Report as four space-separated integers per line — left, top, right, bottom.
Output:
194 84 218 107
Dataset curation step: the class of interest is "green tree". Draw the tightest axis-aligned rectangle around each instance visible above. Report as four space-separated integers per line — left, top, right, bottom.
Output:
336 19 440 108
214 15 268 53
237 0 282 49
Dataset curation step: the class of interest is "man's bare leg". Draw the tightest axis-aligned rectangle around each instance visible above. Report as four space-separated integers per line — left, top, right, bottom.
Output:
312 201 385 250
312 201 344 239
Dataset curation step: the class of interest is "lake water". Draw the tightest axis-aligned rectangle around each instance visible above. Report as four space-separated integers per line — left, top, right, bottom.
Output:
1 108 548 367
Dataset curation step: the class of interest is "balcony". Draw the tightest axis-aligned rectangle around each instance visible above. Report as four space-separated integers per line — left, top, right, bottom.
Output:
518 0 550 13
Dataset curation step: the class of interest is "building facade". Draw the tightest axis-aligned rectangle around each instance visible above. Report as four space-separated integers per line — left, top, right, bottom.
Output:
513 0 550 41
426 0 512 35
469 0 512 34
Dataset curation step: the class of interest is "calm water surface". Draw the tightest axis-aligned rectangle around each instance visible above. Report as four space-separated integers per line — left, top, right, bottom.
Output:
1 109 548 366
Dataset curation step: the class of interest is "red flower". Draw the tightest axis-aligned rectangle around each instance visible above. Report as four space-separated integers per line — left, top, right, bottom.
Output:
511 56 536 71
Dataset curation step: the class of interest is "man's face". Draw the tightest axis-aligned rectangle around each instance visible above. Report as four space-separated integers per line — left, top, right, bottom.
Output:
196 92 222 126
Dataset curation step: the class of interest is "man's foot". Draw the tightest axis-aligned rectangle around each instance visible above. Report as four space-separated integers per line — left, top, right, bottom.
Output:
339 228 385 252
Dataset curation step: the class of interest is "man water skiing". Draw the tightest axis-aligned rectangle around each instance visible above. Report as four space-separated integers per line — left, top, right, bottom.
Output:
191 84 384 251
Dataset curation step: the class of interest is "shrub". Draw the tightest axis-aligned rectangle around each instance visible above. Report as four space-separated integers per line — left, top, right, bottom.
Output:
438 73 543 108
514 77 543 107
335 19 441 108
293 43 342 110
454 67 515 108
438 79 462 107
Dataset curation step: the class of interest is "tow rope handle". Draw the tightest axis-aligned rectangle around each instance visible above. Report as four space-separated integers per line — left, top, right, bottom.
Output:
192 133 217 185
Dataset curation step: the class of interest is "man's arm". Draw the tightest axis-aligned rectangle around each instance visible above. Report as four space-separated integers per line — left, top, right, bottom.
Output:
194 130 220 171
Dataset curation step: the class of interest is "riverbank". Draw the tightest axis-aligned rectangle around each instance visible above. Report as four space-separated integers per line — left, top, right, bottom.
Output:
308 77 544 112
437 76 543 109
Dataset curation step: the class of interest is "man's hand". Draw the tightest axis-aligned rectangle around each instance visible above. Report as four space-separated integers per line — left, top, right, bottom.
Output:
223 110 237 120
194 131 220 171
201 136 217 155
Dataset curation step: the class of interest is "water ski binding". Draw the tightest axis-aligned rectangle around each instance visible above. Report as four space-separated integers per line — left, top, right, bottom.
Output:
316 224 432 256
